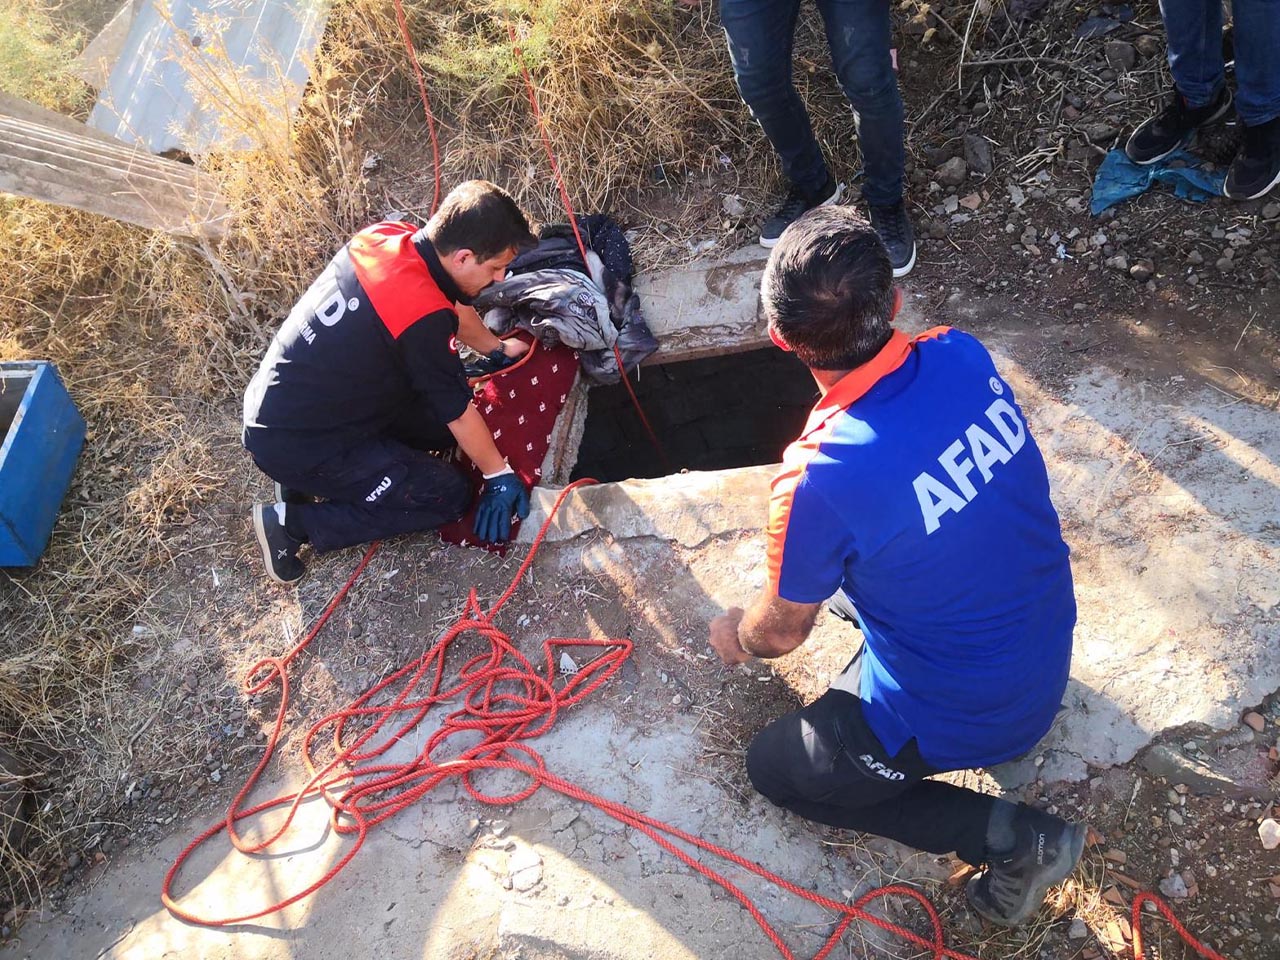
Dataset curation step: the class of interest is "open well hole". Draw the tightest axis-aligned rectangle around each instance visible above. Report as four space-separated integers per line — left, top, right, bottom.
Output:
0 371 32 442
570 348 819 482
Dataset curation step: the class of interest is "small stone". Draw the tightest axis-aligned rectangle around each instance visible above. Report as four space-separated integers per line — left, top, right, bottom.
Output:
66 852 81 870
1215 257 1235 273
721 194 746 218
1103 91 1126 104
1168 809 1184 826
1186 249 1204 265
963 135 995 175
1260 818 1280 850
1069 918 1089 939
1105 41 1137 71
1186 273 1199 286
937 156 968 187
943 195 960 214
959 192 982 210
1135 34 1162 60
1158 873 1189 899
1105 254 1130 272
1084 122 1118 143
1262 201 1280 219
1243 711 1266 732
1104 849 1127 865
1129 259 1154 282
1063 104 1080 120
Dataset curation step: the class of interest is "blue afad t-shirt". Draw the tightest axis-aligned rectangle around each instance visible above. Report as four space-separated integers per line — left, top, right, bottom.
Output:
767 327 1076 771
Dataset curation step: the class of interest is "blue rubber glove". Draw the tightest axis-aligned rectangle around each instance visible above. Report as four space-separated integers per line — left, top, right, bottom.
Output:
474 468 530 543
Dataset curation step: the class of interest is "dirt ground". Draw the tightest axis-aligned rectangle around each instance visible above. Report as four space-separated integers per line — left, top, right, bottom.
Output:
5 0 1280 958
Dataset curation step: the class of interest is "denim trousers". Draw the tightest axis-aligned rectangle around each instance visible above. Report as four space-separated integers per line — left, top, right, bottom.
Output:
1161 0 1280 125
720 0 905 206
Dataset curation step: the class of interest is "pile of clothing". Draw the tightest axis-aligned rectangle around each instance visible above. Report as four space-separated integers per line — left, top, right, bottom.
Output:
473 214 658 384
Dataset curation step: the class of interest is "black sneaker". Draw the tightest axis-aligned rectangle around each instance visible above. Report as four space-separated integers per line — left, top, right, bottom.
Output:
965 805 1087 927
1225 116 1280 200
868 202 917 278
252 503 305 584
760 178 843 248
1125 86 1233 165
273 481 313 505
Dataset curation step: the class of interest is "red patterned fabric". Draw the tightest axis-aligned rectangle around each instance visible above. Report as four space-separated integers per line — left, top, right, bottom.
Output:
438 337 580 550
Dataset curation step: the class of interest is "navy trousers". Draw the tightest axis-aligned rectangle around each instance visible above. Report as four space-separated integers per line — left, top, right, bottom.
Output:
251 416 470 553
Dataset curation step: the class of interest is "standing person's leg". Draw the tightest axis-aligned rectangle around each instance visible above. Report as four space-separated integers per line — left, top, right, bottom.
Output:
251 437 470 582
1223 0 1280 199
1162 0 1225 107
720 0 843 245
1125 0 1232 164
816 0 904 209
816 0 914 276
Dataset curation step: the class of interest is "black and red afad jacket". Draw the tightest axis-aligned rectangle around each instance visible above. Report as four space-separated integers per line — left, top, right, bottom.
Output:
243 222 474 466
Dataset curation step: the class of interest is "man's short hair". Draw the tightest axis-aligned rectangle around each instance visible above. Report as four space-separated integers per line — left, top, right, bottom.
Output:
761 206 895 371
426 180 537 261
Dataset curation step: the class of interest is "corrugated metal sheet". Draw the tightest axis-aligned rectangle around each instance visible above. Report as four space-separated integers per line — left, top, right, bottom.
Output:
89 0 332 154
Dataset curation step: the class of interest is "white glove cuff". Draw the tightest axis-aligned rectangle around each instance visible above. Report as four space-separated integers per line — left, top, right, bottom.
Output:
482 461 515 480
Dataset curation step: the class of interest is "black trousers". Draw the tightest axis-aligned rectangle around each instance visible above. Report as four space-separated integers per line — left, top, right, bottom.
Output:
746 648 998 866
251 416 470 553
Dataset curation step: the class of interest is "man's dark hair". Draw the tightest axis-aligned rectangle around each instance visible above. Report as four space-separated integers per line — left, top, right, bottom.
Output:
426 180 537 261
761 206 896 371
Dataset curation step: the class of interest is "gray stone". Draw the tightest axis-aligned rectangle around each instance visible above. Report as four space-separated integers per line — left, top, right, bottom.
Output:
963 134 994 175
1158 873 1189 899
1135 34 1162 60
937 156 968 187
1069 918 1089 939
1105 41 1137 71
1263 201 1280 219
1105 254 1130 273
1129 259 1155 282
1084 122 1118 143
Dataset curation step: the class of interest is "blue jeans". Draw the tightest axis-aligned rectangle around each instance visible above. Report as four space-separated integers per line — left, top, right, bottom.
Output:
720 0 905 206
1161 0 1280 126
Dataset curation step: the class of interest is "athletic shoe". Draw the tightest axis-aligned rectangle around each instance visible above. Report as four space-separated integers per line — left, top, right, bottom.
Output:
1125 86 1233 165
252 503 305 584
965 805 1087 927
273 481 313 505
868 202 917 278
760 178 844 248
1224 115 1280 200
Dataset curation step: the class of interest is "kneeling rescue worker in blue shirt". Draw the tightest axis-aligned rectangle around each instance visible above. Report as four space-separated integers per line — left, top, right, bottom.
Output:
709 205 1085 927
243 181 537 584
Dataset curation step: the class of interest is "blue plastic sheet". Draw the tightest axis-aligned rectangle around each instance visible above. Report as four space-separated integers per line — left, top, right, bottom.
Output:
1090 148 1226 215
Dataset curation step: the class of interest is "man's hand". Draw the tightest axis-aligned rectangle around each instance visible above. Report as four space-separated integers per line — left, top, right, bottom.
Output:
709 607 751 665
501 337 531 361
474 468 530 543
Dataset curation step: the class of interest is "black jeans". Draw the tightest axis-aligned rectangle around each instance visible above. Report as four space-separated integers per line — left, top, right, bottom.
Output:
251 416 470 553
746 651 996 866
720 0 906 206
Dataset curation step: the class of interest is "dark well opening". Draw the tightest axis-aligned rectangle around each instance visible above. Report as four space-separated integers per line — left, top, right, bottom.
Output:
0 371 32 442
570 348 819 482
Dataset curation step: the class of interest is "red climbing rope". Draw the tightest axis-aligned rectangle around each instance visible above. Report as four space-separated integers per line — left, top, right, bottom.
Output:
391 0 441 216
162 478 1220 960
1131 891 1229 960
507 21 673 473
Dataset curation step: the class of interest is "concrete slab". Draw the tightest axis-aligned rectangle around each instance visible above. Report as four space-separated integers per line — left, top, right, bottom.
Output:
635 246 770 362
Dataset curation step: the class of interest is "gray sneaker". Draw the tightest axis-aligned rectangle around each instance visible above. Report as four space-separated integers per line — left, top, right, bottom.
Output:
965 805 1087 927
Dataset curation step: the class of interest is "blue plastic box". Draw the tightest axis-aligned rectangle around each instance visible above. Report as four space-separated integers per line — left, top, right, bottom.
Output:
0 362 86 566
